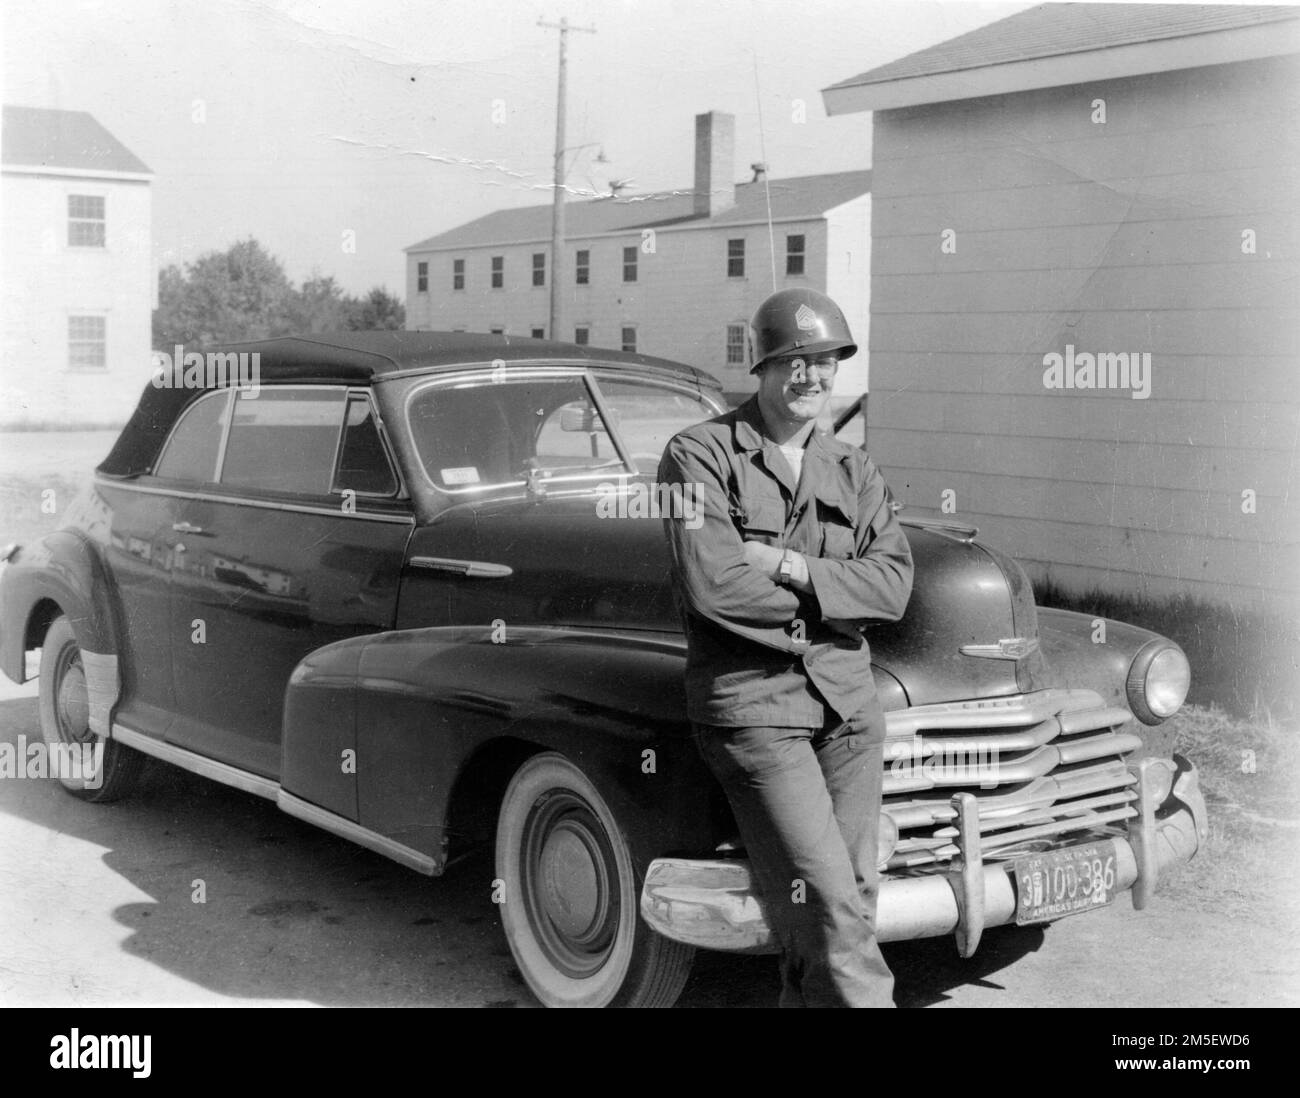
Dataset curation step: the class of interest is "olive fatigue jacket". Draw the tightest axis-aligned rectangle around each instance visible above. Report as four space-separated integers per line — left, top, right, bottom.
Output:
658 395 914 731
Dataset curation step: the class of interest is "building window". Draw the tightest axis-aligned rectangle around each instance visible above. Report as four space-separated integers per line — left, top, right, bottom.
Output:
453 258 465 290
575 249 589 285
621 327 636 353
416 261 428 293
725 323 747 368
69 315 107 369
68 195 105 247
574 326 589 346
490 326 505 335
727 238 745 278
622 246 637 283
786 234 805 276
532 252 546 287
531 327 545 339
491 256 504 289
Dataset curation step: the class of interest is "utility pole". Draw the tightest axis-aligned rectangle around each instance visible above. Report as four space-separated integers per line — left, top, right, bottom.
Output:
539 16 595 342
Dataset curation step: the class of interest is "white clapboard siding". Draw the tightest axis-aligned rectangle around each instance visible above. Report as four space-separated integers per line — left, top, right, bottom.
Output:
868 55 1300 612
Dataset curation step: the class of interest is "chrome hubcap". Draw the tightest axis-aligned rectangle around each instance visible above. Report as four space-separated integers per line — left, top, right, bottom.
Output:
522 791 620 977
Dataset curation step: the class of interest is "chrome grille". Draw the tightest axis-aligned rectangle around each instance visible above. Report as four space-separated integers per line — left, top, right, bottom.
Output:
882 689 1142 870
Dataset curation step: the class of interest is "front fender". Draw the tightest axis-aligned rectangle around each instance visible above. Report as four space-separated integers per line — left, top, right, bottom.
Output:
282 625 715 874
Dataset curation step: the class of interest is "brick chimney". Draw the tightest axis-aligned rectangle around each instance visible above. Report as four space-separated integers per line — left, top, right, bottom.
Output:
693 111 735 218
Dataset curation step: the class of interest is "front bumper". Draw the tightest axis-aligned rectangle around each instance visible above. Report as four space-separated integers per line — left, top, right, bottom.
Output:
640 754 1208 956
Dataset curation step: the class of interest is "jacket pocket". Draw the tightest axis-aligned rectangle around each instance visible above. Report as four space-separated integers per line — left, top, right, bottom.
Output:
815 483 858 559
731 499 785 543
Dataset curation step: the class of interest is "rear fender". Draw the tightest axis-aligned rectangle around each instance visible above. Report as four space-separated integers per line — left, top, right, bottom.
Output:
0 531 122 734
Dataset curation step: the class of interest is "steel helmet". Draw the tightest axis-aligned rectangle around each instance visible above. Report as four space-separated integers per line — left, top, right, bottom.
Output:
749 288 857 373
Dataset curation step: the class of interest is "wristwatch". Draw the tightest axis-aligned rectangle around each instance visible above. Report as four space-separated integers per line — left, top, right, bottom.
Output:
778 548 796 586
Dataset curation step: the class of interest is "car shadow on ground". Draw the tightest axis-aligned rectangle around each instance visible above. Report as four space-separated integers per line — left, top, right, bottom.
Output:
0 697 1045 1007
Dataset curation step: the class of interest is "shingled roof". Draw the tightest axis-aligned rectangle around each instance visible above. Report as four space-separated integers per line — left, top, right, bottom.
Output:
2 105 152 175
828 3 1299 89
405 169 870 252
823 3 1300 113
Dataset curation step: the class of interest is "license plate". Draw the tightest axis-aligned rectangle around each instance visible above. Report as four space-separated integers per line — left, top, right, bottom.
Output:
1012 840 1117 925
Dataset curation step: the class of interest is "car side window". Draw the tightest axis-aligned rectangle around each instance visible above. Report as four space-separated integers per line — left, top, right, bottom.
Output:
333 395 398 496
153 390 231 483
220 388 347 496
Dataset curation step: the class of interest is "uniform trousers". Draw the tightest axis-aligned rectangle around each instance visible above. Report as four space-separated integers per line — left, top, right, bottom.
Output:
693 711 895 1007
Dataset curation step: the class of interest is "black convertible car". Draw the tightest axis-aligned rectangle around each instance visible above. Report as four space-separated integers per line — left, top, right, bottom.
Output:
0 331 1206 1007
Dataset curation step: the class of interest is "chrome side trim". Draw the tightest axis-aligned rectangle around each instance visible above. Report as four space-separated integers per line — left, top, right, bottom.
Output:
95 478 415 524
277 791 440 876
900 516 980 543
409 556 513 578
110 723 279 800
884 689 1107 738
960 637 1041 660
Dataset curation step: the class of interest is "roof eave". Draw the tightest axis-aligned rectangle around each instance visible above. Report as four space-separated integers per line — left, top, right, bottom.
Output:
822 20 1300 115
1 163 154 182
402 210 856 254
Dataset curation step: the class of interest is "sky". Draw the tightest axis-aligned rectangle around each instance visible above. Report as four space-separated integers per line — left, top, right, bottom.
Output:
2 0 1040 295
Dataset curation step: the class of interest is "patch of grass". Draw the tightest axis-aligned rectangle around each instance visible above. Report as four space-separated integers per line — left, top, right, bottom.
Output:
0 474 92 548
1034 579 1299 723
1154 704 1300 928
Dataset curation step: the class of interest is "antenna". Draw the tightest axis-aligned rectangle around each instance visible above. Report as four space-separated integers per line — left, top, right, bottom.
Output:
751 50 777 292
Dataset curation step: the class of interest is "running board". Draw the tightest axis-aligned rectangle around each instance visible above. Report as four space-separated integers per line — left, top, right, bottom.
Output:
110 723 440 875
112 723 279 799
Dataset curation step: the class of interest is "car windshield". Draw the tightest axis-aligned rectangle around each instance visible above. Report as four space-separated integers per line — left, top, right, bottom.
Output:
405 372 717 492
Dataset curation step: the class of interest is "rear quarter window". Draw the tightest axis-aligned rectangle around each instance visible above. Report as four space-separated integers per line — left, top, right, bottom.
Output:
220 388 346 496
153 390 230 482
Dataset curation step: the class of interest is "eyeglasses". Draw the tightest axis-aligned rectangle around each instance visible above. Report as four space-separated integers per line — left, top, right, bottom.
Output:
770 354 839 381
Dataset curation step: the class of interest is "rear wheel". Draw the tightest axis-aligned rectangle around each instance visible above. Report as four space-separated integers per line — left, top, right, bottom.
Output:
37 616 142 802
495 752 694 1007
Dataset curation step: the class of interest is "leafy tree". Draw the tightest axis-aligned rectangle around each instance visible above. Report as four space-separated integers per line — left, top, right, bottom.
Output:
153 237 406 347
346 287 406 331
291 274 352 333
154 238 294 347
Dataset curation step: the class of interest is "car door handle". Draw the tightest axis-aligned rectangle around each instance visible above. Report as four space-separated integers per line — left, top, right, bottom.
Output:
171 522 209 535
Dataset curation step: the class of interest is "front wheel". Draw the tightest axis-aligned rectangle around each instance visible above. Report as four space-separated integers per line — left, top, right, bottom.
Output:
37 616 142 802
495 752 694 1007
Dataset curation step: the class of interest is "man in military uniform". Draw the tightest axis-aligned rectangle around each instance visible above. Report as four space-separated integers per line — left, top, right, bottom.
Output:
658 287 913 1007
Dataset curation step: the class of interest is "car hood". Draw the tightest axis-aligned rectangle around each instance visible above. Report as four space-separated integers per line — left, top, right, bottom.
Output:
397 493 1050 708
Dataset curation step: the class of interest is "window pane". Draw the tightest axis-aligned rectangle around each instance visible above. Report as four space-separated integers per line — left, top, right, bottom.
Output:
727 238 744 277
68 195 105 247
68 315 106 368
786 233 805 276
155 391 230 482
407 376 626 490
593 378 717 471
69 195 104 219
334 397 398 495
220 388 347 495
574 327 589 345
621 327 636 353
726 323 746 366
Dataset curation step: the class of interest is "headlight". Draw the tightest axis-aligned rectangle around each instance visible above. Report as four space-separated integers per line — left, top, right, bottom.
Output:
1127 642 1191 724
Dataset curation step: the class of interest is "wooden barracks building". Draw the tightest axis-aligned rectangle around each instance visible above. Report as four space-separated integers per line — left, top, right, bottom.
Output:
404 112 871 401
822 3 1300 613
